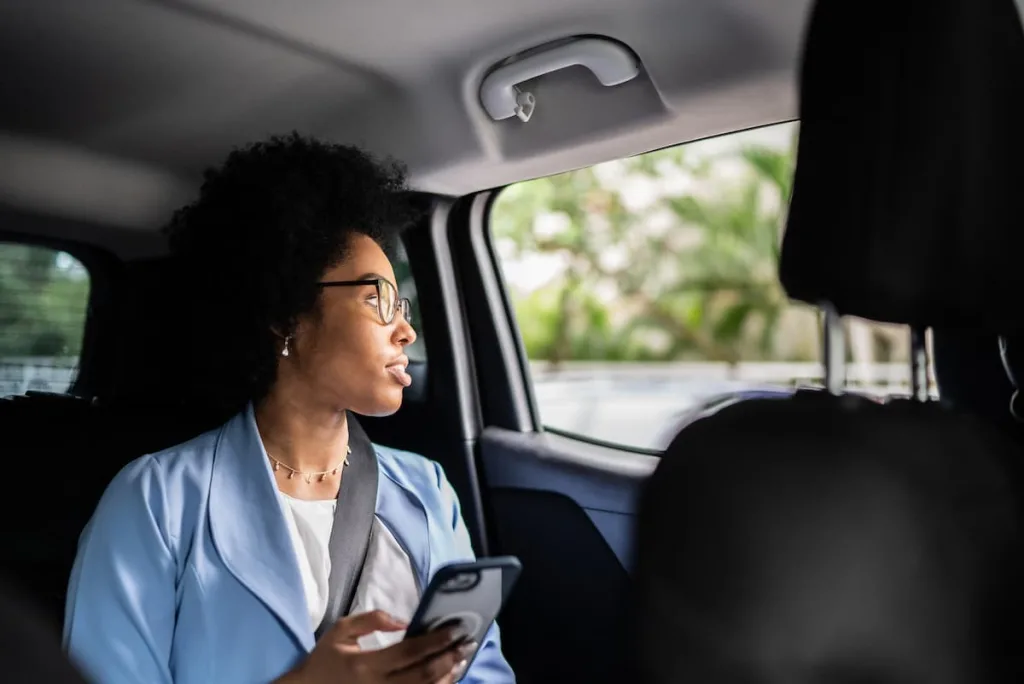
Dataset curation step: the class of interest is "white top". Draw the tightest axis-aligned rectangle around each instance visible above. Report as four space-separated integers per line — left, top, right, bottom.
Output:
277 493 421 647
349 517 422 651
278 493 336 630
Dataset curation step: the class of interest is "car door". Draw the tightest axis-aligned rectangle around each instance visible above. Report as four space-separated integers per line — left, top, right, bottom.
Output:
444 189 655 683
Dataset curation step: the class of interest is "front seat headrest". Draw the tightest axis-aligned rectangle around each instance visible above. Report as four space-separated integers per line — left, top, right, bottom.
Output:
780 0 1024 333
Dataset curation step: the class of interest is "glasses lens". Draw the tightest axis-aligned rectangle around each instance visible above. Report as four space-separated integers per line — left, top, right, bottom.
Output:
378 279 397 323
398 298 412 324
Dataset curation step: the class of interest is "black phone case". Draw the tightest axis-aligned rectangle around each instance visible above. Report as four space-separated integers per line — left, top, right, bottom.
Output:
403 556 522 670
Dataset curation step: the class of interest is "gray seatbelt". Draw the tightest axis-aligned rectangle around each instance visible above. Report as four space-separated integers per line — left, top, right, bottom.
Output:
314 413 379 638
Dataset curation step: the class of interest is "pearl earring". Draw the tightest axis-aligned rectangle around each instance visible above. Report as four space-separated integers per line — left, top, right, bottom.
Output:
281 336 291 357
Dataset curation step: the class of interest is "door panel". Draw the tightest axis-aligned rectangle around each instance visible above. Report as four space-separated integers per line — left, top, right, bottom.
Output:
480 427 655 569
478 428 655 683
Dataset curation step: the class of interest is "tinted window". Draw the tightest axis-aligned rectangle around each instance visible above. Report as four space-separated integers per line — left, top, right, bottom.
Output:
0 243 91 396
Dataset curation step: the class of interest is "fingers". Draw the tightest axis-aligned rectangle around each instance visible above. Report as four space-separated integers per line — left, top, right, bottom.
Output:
388 640 476 684
388 646 468 684
367 627 460 671
438 655 470 684
431 671 458 684
332 610 407 641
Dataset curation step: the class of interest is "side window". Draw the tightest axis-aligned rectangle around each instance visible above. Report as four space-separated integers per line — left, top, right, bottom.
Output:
841 318 935 400
491 122 928 452
0 243 91 397
392 238 425 363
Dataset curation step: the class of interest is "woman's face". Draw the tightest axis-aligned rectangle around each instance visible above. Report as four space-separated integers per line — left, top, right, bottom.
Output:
285 233 418 416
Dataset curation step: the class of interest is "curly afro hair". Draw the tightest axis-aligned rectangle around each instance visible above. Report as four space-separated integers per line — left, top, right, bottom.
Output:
160 132 414 416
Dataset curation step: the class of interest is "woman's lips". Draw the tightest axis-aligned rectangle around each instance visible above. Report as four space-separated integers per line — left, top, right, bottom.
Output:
387 364 412 387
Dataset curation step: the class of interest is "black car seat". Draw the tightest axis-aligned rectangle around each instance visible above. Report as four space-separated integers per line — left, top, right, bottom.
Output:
635 395 1024 684
633 0 1024 681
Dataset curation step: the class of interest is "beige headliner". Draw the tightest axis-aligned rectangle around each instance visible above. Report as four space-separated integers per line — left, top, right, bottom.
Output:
0 0 809 231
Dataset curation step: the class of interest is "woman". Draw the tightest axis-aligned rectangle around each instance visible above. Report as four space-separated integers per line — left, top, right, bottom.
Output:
63 134 515 684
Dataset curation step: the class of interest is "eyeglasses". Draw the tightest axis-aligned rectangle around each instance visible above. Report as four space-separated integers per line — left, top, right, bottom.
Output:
318 278 412 325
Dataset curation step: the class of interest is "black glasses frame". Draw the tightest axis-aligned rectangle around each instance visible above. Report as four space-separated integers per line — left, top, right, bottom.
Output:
318 278 412 325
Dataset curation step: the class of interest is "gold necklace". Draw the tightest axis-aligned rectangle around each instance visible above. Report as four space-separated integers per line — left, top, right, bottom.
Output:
269 445 352 484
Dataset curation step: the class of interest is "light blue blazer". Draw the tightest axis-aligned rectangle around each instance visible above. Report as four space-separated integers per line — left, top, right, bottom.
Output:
63 406 514 683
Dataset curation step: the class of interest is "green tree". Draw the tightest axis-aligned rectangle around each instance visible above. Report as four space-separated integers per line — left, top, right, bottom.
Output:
492 124 800 366
0 244 91 359
660 144 796 362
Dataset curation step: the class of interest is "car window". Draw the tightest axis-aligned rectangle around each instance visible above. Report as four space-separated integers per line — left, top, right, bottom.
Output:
0 243 91 397
491 122 934 452
393 237 425 363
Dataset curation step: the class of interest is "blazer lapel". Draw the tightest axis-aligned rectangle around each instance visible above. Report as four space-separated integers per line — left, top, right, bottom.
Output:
375 463 432 591
208 405 313 651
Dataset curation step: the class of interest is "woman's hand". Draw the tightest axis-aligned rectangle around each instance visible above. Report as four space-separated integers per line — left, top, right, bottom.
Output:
277 610 473 684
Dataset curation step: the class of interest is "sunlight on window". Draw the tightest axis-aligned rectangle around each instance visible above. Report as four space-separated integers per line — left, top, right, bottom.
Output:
491 123 924 452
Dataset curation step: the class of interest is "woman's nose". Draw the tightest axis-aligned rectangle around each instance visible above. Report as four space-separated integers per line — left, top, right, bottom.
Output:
393 316 417 346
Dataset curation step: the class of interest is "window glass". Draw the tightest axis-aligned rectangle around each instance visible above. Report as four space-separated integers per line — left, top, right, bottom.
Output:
492 122 930 452
0 243 91 396
392 238 425 363
841 318 936 400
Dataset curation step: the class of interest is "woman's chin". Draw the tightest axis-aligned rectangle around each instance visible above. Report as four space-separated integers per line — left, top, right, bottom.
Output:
351 391 404 418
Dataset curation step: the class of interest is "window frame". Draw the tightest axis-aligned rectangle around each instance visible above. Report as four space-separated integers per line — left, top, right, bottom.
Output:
0 230 118 398
453 191 537 432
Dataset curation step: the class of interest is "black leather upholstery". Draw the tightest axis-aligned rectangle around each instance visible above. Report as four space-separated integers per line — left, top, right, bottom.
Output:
634 395 1024 683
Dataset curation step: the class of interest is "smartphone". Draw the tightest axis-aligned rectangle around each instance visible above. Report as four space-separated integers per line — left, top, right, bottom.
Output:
403 556 522 671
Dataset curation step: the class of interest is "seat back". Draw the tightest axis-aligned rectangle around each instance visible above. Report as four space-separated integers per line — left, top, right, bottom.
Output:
634 396 1024 683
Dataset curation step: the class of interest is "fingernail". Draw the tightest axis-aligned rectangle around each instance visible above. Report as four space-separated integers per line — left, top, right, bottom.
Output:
451 659 467 676
460 641 478 656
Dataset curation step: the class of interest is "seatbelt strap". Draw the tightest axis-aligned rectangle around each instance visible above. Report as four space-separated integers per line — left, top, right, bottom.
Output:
314 413 379 638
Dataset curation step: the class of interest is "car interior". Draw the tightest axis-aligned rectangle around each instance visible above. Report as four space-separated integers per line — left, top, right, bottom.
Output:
635 0 1024 680
3 1 1024 683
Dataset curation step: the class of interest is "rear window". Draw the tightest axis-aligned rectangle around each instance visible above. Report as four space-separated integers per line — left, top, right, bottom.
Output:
0 243 91 396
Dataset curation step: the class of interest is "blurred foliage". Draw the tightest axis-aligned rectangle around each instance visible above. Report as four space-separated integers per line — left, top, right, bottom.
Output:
492 124 807 365
0 244 90 358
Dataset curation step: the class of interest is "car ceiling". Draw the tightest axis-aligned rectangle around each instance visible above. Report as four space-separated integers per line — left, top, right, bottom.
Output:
0 0 809 233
